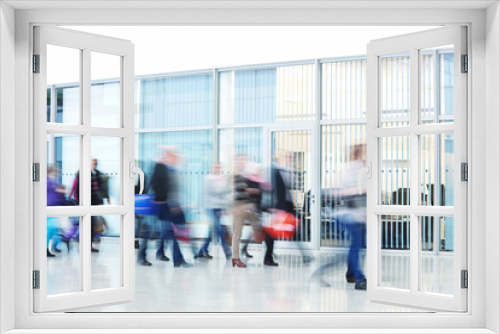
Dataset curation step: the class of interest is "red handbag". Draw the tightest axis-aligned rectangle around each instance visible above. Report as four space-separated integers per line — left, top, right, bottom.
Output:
264 210 298 240
172 224 190 242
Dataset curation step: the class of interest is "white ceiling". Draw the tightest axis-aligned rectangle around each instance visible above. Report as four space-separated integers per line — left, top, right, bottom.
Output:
4 0 497 10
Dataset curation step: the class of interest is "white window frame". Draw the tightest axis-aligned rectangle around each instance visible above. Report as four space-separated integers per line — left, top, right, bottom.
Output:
33 25 136 312
366 26 468 312
2 3 496 333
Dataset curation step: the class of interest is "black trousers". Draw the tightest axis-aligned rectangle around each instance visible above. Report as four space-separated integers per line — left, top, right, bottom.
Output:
264 234 275 261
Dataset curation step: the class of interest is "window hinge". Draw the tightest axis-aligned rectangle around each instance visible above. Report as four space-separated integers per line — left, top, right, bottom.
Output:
33 163 40 182
33 54 40 73
33 270 40 289
461 270 468 289
461 162 468 182
461 54 468 73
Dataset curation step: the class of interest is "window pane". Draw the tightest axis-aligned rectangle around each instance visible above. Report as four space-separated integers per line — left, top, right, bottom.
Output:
220 69 277 124
272 130 312 242
218 128 263 171
420 45 454 124
420 216 454 295
276 65 315 122
47 134 80 206
219 64 315 124
217 128 263 246
91 51 121 128
138 130 213 224
46 88 51 122
321 59 366 121
420 133 454 206
380 136 410 205
91 137 121 206
380 53 410 128
47 44 80 124
381 214 410 251
380 215 410 290
137 74 214 128
91 215 122 290
320 124 366 247
47 216 81 295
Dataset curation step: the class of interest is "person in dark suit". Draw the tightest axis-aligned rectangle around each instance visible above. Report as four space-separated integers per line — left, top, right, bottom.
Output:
271 151 312 265
267 153 296 267
90 158 109 253
150 146 192 268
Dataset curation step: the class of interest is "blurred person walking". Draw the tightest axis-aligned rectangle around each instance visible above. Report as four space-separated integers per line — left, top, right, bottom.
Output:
90 158 110 253
271 151 312 265
231 156 263 268
240 162 275 265
68 171 80 205
339 144 367 290
195 162 231 260
150 146 192 268
47 165 72 256
266 153 295 267
135 172 154 266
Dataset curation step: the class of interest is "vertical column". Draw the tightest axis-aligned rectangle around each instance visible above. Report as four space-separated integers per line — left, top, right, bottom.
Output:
409 47 420 294
122 47 135 295
49 85 57 167
32 26 51 308
0 3 16 327
433 50 441 255
453 25 468 307
312 59 322 250
213 69 219 165
81 47 91 294
211 69 219 243
365 46 380 292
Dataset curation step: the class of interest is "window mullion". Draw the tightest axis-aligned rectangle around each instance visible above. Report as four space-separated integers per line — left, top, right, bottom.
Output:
81 47 91 294
409 47 420 294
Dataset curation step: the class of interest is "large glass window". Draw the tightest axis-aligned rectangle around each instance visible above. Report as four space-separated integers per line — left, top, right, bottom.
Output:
137 74 214 128
44 38 455 313
220 64 315 124
138 130 213 223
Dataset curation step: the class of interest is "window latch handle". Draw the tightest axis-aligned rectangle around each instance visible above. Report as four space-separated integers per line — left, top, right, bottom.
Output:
357 162 372 195
129 162 145 194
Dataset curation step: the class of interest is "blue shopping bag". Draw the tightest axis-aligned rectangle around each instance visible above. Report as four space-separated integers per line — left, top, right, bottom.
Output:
134 194 159 216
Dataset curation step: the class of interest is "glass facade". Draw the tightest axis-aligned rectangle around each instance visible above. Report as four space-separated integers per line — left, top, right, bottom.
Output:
47 51 454 250
138 130 213 223
220 69 276 124
220 64 315 124
137 74 214 128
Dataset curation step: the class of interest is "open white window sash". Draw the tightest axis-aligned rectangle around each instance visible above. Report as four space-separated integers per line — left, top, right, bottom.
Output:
366 26 467 312
33 26 135 312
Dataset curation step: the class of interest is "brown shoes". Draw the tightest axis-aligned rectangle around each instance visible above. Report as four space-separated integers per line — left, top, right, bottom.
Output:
232 258 247 268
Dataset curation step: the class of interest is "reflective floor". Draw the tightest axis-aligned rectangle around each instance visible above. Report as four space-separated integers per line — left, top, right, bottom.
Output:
46 238 453 313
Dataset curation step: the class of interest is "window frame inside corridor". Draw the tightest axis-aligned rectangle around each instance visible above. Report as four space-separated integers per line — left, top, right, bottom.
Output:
9 5 487 332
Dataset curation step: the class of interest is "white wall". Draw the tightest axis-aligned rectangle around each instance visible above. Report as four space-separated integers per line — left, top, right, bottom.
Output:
0 2 16 334
485 3 500 333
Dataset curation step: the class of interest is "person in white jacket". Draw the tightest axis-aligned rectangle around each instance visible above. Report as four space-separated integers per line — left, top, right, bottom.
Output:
339 144 367 290
195 162 232 260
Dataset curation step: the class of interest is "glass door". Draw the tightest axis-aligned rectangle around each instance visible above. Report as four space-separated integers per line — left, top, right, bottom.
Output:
366 26 467 311
33 26 137 312
268 126 318 250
